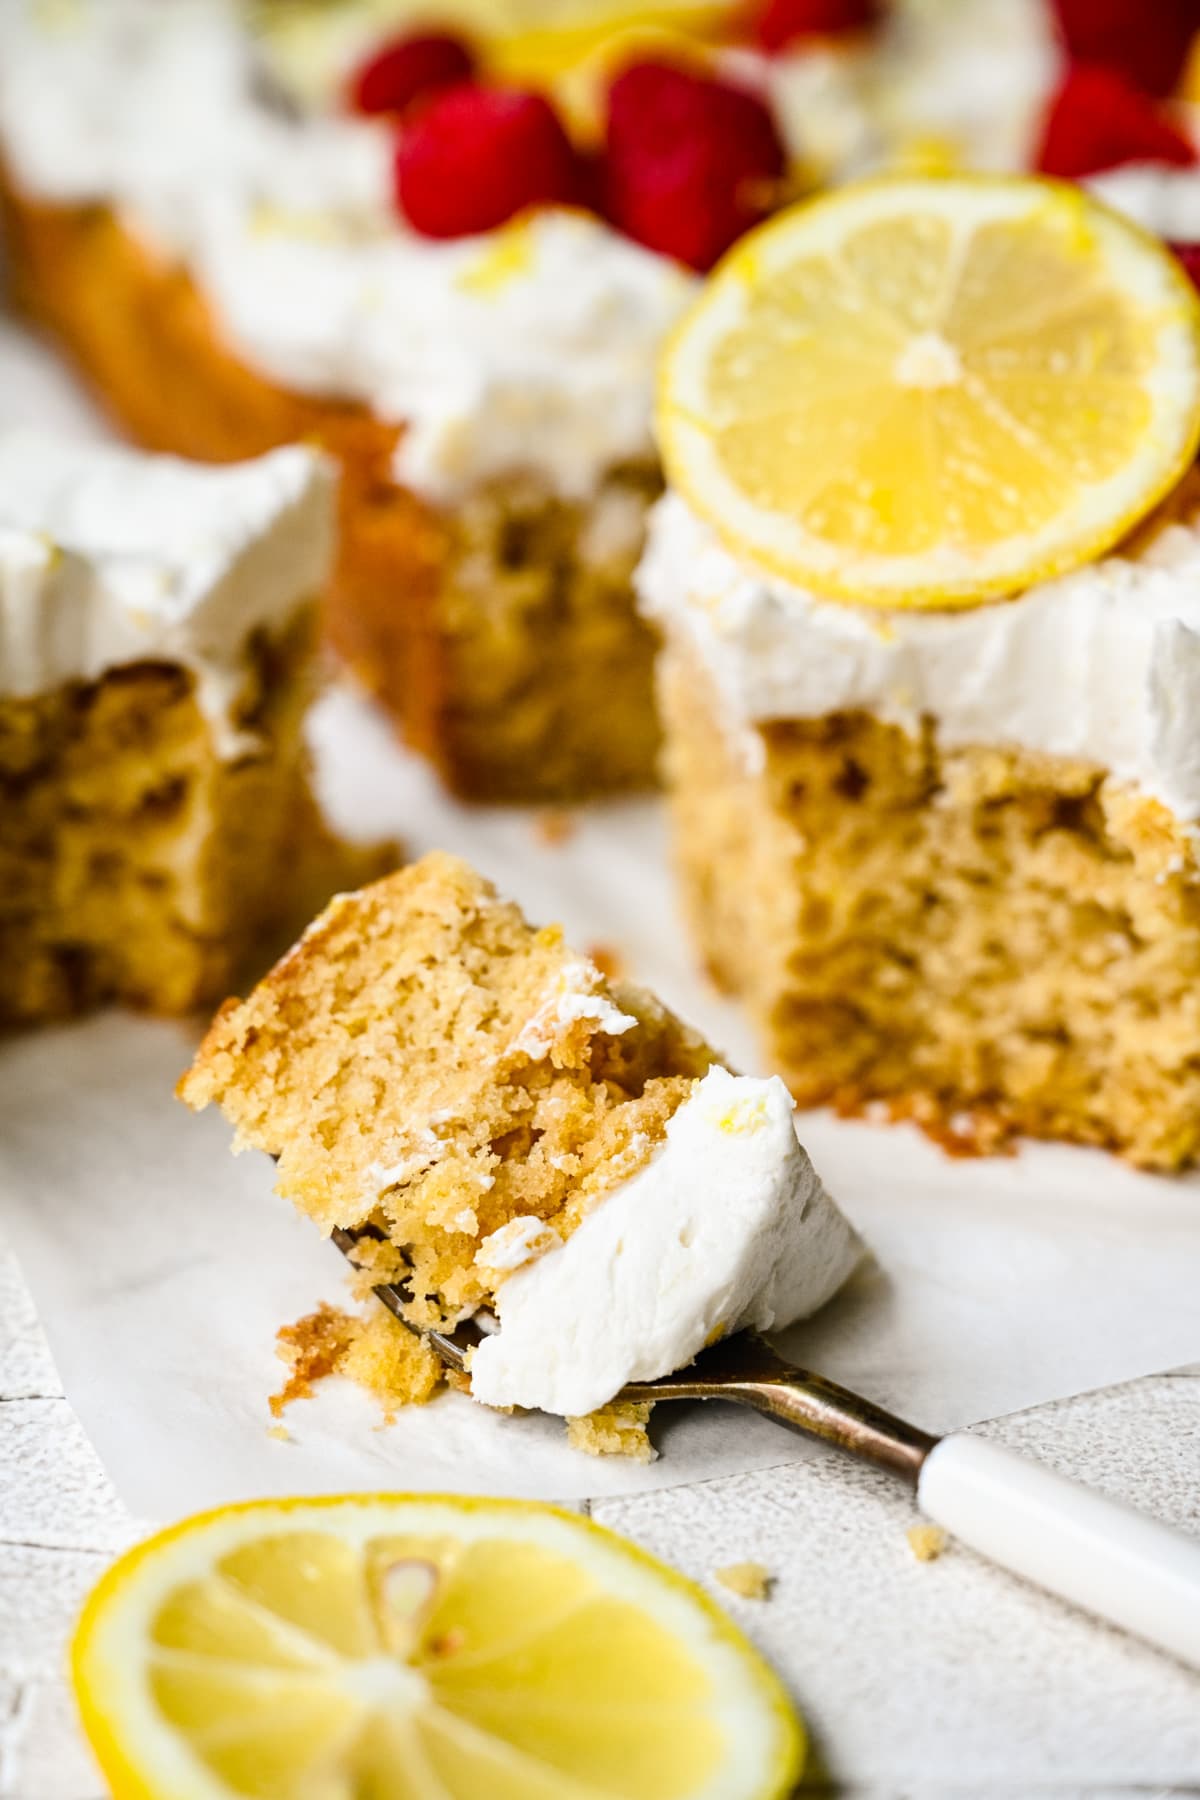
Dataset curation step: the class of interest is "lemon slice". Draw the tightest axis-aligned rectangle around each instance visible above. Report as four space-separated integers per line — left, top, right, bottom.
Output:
658 175 1200 609
73 1494 801 1799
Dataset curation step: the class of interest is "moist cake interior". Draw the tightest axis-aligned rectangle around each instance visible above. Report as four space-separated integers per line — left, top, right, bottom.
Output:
0 617 314 1024
659 643 1200 1169
180 853 716 1334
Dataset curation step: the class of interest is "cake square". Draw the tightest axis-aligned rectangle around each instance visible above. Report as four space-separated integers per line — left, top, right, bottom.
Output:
639 487 1200 1170
0 432 338 1023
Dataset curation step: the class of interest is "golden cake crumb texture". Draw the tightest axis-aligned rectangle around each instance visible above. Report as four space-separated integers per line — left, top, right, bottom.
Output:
659 640 1200 1171
714 1561 773 1600
566 1403 657 1462
181 852 714 1331
272 1301 442 1421
906 1523 949 1563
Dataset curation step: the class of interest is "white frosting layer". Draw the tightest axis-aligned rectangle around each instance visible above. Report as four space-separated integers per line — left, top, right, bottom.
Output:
872 0 1061 173
638 492 1200 822
1088 165 1200 243
0 434 334 750
0 0 695 504
508 961 638 1061
469 1067 862 1417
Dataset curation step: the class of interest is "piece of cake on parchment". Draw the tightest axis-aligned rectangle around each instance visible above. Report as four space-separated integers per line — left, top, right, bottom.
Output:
179 852 861 1457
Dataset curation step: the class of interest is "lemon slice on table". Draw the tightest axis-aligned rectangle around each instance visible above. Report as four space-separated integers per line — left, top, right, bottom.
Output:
658 175 1200 610
73 1493 801 1799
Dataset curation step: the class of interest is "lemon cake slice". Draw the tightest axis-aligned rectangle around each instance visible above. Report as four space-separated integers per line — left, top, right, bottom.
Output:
179 852 861 1435
641 176 1200 1170
0 432 336 1024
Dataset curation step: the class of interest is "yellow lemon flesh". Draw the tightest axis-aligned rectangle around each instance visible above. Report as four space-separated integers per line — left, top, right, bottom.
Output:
255 0 735 111
658 175 1200 609
73 1493 801 1800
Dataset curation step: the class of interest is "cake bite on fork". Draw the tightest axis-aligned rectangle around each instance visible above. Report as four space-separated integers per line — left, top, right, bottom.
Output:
178 851 862 1457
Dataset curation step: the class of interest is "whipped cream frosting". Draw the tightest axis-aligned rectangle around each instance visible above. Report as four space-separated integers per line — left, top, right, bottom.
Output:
0 0 695 504
469 1066 862 1417
0 433 334 752
639 492 1200 822
1088 165 1200 243
870 0 1061 173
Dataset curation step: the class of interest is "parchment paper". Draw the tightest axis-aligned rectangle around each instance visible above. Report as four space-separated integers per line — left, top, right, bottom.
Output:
1 317 1199 1518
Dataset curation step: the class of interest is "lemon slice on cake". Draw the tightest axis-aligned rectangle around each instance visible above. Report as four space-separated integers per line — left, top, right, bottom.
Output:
658 175 1200 610
73 1493 801 1799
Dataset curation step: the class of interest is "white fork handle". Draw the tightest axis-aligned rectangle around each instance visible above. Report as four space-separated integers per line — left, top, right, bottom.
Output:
917 1433 1200 1670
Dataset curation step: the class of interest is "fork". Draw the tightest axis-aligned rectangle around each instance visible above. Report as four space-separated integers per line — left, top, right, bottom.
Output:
333 1226 1200 1671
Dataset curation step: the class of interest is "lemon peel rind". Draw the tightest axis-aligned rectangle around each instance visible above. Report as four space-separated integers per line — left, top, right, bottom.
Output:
657 174 1200 612
72 1491 803 1800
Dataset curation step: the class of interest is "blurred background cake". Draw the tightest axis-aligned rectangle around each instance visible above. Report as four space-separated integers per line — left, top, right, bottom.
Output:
0 434 339 1023
10 0 1196 801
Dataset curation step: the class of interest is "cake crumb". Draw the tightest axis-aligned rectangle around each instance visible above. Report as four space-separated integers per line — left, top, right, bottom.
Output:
534 807 576 847
907 1522 948 1562
567 1401 656 1461
715 1561 772 1600
270 1303 359 1415
271 1300 443 1421
267 1423 291 1443
587 941 627 981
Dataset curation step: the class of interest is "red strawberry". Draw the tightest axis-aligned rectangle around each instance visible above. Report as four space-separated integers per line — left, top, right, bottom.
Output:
1049 0 1200 98
1168 241 1200 289
349 31 476 117
1035 64 1198 178
602 60 786 270
755 0 880 53
395 84 586 238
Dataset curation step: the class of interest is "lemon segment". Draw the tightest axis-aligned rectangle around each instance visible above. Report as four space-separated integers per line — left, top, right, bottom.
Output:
73 1493 801 1800
658 176 1200 610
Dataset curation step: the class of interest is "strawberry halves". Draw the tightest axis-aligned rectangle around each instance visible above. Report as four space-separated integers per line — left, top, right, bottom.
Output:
1049 0 1200 99
755 0 880 53
396 84 586 238
1036 64 1198 178
1168 241 1200 289
603 60 786 270
350 32 476 117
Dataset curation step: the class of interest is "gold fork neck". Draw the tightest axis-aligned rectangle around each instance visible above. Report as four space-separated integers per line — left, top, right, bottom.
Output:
623 1335 939 1485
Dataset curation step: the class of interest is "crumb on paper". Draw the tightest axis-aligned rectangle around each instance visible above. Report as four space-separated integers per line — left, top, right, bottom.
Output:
587 940 627 981
715 1561 772 1600
271 1300 442 1421
534 807 576 847
907 1523 948 1563
566 1401 656 1461
267 1423 291 1443
270 1302 358 1416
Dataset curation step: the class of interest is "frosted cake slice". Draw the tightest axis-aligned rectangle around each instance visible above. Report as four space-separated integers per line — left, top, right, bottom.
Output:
0 433 336 1024
178 852 861 1449
639 177 1200 1171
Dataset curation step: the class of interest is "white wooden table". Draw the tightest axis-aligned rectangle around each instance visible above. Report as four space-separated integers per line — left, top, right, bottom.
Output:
3 1232 1198 1798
